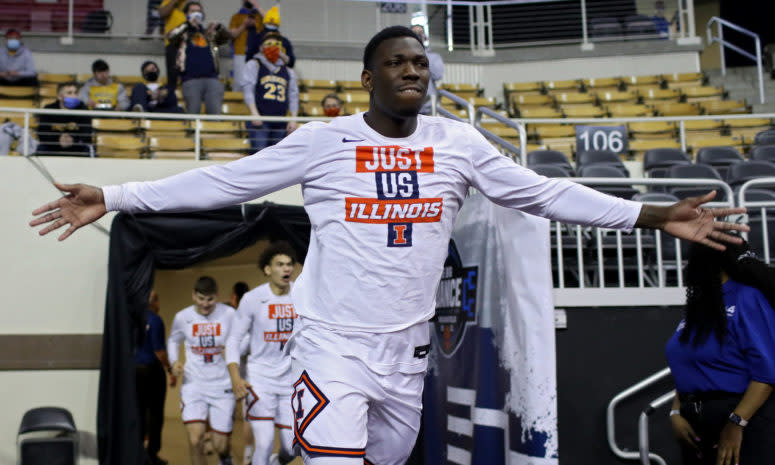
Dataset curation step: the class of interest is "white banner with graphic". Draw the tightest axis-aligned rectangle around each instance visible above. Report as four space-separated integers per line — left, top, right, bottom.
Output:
423 192 558 464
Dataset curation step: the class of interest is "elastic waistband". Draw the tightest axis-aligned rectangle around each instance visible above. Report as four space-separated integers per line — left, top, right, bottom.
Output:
679 390 742 402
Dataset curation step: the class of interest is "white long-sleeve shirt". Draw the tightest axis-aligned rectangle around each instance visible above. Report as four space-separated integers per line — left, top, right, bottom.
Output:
225 283 296 393
105 114 641 335
167 303 235 389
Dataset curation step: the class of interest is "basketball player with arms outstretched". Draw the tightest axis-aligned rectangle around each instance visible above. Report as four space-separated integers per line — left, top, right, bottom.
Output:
32 26 747 465
226 242 298 465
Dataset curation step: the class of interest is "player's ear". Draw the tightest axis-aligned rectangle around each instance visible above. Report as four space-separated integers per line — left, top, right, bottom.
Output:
264 265 272 276
361 69 372 93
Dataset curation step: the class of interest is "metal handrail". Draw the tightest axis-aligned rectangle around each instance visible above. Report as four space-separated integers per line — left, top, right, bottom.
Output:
706 16 765 104
638 390 676 465
607 367 672 464
437 89 476 125
737 177 775 263
570 177 735 208
474 106 527 165
736 177 775 208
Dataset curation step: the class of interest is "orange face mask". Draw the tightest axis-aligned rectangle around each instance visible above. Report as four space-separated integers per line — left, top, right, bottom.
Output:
323 107 340 117
263 45 280 63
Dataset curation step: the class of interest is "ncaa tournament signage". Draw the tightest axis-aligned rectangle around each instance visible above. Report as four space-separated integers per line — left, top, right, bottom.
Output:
423 193 558 464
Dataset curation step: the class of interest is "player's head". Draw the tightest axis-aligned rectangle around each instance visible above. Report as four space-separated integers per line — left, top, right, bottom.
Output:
361 26 429 118
91 59 110 85
258 241 297 292
192 275 218 315
230 281 249 308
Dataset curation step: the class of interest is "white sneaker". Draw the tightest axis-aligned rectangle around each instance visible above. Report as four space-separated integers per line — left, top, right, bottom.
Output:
268 453 281 465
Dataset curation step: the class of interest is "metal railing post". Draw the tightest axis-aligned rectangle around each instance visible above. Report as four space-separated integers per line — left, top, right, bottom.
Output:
638 391 675 465
580 0 591 50
756 37 765 104
446 0 454 52
678 0 686 38
194 118 201 160
718 22 726 77
685 0 696 38
679 120 687 152
22 111 30 156
68 0 74 39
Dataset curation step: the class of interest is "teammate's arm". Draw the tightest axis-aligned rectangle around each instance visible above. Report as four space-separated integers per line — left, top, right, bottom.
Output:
167 314 185 378
30 122 318 240
464 125 747 250
225 303 252 400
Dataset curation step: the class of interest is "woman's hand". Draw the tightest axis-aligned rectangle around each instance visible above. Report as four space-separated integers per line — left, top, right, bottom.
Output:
715 422 743 465
671 414 702 457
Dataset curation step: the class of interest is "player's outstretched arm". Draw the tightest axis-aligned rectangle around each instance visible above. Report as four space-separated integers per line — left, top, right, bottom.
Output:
29 183 107 241
634 191 748 251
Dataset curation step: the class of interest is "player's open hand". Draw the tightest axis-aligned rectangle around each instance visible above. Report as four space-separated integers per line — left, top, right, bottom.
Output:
30 183 107 241
650 191 748 251
231 376 251 400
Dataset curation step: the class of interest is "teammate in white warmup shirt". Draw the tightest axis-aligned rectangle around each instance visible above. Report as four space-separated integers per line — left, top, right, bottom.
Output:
32 26 747 465
167 276 236 465
226 242 298 465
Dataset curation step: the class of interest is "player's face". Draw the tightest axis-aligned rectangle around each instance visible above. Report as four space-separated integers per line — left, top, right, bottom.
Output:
192 291 218 315
363 36 429 118
264 254 294 290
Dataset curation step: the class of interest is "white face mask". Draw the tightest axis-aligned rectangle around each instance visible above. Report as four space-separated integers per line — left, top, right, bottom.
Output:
147 83 160 92
188 11 204 23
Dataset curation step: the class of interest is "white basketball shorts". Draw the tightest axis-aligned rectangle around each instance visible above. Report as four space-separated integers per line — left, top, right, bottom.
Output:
180 383 236 434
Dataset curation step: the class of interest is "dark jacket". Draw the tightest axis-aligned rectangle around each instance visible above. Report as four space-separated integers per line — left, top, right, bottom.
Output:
167 21 231 79
36 101 92 157
130 83 181 113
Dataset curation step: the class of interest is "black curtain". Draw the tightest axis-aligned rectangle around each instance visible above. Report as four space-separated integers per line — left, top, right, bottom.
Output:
96 204 310 465
719 0 775 67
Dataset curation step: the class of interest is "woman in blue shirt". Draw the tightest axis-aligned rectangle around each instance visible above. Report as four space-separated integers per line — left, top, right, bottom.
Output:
666 240 775 465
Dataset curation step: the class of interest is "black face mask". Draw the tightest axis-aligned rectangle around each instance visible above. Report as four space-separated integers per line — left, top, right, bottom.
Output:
244 1 253 9
143 71 159 82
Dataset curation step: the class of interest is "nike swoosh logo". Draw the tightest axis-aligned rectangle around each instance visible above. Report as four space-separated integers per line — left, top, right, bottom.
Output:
342 137 365 143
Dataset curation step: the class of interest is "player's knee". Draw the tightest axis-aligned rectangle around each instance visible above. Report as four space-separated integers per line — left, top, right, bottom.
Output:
187 432 205 449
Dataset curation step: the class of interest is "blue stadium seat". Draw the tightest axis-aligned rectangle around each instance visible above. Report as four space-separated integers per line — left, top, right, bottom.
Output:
749 144 775 163
695 146 744 180
527 150 573 171
578 164 638 199
666 163 725 201
18 407 78 465
576 149 630 176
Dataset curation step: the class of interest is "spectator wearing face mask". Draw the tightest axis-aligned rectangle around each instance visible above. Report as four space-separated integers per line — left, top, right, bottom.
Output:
37 82 92 157
79 59 130 111
168 1 231 115
131 61 182 113
159 0 187 88
0 29 38 86
229 0 265 88
321 93 342 117
241 31 298 151
244 6 295 69
410 24 443 115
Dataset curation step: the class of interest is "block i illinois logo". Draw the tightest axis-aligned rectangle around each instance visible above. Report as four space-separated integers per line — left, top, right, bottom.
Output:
346 145 442 247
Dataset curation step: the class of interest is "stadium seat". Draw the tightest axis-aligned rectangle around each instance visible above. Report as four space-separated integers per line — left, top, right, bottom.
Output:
301 79 337 91
516 107 562 118
37 86 58 99
511 93 553 106
620 75 661 89
96 135 146 158
576 149 629 175
222 103 250 115
202 138 251 159
754 129 775 146
338 80 363 91
726 161 775 190
606 104 650 117
561 105 605 118
651 102 701 116
594 90 638 104
623 15 658 36
92 118 137 133
725 118 772 140
38 73 75 84
695 146 744 179
699 100 749 115
503 81 543 96
466 96 496 108
139 119 190 133
682 86 724 102
532 125 575 138
589 17 622 38
0 99 35 108
643 148 691 176
197 121 243 134
553 92 594 105
526 149 573 170
663 72 704 89
628 121 675 139
223 91 243 102
341 92 370 104
441 83 479 98
114 75 144 86
544 80 580 92
531 164 573 177
684 119 723 136
344 103 368 115
741 189 775 261
628 139 681 159
582 77 621 92
0 86 36 98
301 104 323 117
632 192 680 203
666 163 725 200
687 135 744 154
577 165 638 199
749 145 775 163
18 407 78 465
149 136 195 159
639 88 681 104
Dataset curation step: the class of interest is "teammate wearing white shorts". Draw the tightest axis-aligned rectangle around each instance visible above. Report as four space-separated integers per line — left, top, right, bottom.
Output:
33 26 747 465
227 242 298 465
168 276 236 465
